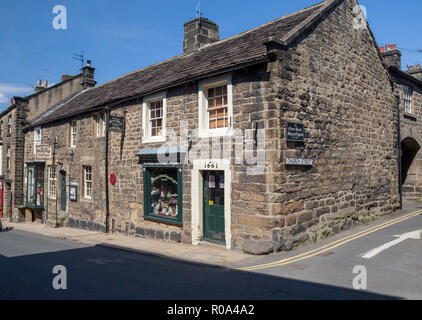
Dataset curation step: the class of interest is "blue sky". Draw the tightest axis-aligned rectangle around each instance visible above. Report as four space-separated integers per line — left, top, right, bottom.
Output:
1 0 421 111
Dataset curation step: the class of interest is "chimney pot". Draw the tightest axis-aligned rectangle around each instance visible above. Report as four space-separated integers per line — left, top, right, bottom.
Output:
10 98 13 105
43 80 48 87
379 47 385 53
380 44 402 69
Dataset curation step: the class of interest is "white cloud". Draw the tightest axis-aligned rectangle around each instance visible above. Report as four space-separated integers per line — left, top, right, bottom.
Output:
0 83 32 107
0 93 8 103
0 83 30 95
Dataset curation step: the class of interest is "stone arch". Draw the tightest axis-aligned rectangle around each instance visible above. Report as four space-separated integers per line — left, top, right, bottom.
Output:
401 136 422 199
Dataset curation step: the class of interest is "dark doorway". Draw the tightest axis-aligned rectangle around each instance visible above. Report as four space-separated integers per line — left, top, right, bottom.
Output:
60 171 67 211
401 137 420 187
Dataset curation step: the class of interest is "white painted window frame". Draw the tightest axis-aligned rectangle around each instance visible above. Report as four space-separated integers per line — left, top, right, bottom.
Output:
83 166 92 199
198 74 233 138
34 126 42 154
48 166 57 199
403 85 413 114
142 92 167 144
70 120 77 148
95 113 106 137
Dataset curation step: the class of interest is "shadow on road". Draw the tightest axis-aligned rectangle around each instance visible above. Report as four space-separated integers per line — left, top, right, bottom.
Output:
0 243 400 300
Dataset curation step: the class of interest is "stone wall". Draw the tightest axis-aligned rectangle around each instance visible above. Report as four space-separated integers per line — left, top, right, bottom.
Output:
391 73 422 199
250 0 400 252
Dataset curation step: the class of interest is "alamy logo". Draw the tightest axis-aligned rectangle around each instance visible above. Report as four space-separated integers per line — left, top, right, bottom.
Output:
352 265 367 290
52 265 67 290
52 5 67 30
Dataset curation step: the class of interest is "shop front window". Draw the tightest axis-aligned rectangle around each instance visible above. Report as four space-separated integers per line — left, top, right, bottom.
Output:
26 164 44 208
144 167 182 225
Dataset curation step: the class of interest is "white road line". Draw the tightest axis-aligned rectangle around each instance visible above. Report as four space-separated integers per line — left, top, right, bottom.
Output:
362 230 422 259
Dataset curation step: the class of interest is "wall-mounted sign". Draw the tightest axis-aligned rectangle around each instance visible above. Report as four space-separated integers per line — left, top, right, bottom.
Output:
286 123 305 142
36 145 51 159
110 173 116 185
286 158 313 166
69 183 78 202
108 115 125 133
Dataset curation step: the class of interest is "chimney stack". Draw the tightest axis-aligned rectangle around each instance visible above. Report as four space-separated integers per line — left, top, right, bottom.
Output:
183 17 220 54
407 64 422 81
379 44 402 69
81 60 97 89
35 79 48 93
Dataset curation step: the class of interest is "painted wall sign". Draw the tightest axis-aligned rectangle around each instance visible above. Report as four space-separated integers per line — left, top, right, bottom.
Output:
108 115 125 133
285 158 314 166
286 123 305 142
110 173 116 185
36 145 52 159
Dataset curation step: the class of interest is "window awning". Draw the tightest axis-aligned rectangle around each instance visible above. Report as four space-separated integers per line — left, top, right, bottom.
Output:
137 146 187 166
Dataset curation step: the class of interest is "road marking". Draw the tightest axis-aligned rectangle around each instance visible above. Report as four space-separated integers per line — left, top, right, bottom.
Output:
361 229 422 259
239 209 422 271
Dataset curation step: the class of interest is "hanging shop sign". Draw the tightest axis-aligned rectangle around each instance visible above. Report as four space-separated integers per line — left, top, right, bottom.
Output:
108 115 125 133
36 145 52 160
285 158 313 166
286 123 305 142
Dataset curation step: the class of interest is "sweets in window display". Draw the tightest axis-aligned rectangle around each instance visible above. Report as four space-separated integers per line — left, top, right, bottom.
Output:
150 171 178 219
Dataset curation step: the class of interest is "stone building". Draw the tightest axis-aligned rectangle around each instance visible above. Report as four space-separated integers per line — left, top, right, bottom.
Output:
380 45 422 201
0 68 95 222
20 0 400 253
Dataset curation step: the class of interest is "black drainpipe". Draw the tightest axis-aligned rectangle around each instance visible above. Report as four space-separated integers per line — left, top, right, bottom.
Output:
397 94 403 210
105 107 110 233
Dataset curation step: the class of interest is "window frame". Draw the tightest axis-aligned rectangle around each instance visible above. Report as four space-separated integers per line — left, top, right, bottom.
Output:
198 74 233 138
143 165 183 226
6 146 10 171
83 166 92 200
26 163 45 209
7 116 12 135
142 92 167 144
48 166 57 199
34 126 42 154
70 120 77 148
403 85 413 114
95 113 106 137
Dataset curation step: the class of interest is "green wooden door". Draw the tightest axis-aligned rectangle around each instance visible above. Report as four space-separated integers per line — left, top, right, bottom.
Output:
61 172 66 211
203 171 225 245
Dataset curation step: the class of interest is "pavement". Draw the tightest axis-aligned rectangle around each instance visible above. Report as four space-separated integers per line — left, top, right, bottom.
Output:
0 219 252 267
0 200 421 299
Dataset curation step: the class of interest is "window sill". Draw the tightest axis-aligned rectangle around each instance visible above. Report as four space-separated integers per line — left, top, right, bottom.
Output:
144 215 183 226
403 112 417 121
142 135 166 144
198 128 233 138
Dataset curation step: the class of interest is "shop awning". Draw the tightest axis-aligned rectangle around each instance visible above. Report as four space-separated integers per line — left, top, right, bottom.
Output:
137 146 187 166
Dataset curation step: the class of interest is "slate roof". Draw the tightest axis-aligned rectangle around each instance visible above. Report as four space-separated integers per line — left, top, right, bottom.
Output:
33 0 340 127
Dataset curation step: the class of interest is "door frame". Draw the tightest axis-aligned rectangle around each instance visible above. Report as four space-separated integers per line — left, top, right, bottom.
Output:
191 159 232 249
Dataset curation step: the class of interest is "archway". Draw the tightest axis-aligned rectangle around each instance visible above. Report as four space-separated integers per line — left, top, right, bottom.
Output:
401 137 421 198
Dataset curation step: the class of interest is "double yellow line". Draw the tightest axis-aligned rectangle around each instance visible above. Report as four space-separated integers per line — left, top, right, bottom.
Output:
239 209 422 271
